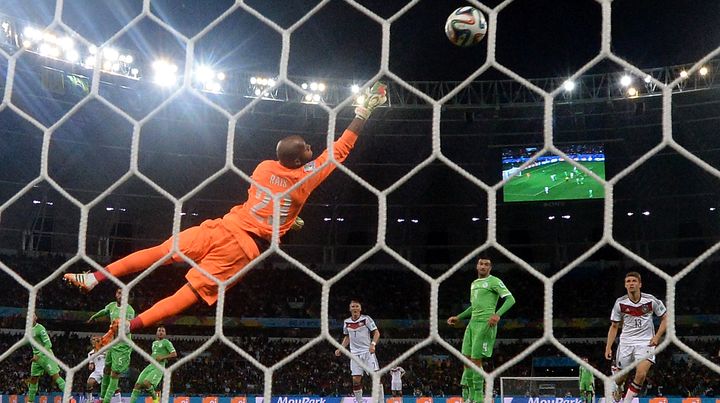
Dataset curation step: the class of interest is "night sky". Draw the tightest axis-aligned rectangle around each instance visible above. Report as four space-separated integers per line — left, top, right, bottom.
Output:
1 0 719 82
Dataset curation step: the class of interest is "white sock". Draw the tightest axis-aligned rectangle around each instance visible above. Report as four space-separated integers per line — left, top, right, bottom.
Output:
623 382 640 403
354 389 363 403
88 273 99 287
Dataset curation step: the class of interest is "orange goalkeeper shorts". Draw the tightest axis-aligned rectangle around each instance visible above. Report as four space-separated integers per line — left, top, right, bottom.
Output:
160 218 261 305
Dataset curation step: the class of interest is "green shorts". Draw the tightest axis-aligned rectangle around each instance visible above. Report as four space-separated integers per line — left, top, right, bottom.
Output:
136 364 164 389
580 382 594 392
106 344 132 373
461 320 497 359
30 355 61 377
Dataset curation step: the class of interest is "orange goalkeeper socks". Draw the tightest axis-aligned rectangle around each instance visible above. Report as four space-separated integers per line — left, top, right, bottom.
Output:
97 245 172 283
129 284 199 331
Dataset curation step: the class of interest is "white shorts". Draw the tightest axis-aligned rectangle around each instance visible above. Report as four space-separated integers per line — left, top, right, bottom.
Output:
616 343 656 369
350 351 379 376
391 381 402 391
88 369 103 383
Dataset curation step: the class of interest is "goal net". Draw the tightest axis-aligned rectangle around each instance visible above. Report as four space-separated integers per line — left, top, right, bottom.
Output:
2 0 720 403
500 377 583 403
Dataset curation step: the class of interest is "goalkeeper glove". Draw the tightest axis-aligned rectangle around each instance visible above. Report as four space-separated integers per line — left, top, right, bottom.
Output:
291 216 304 231
354 81 388 120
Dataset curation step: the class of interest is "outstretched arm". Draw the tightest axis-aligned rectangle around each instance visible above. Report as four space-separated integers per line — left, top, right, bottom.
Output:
88 307 109 322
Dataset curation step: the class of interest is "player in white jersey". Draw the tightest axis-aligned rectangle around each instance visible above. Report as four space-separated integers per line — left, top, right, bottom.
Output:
87 335 106 402
335 300 384 403
389 366 405 397
604 272 667 403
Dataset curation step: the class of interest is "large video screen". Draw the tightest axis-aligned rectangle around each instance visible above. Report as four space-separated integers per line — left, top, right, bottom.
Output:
501 145 606 202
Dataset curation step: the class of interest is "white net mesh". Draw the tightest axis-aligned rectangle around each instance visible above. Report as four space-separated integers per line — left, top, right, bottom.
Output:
1 0 720 402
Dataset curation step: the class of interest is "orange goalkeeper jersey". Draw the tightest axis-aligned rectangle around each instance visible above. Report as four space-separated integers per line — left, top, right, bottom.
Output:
221 129 358 242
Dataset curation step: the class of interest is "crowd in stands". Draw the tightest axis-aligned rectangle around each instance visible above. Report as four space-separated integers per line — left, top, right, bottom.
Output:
1 254 718 322
1 332 718 397
0 254 718 397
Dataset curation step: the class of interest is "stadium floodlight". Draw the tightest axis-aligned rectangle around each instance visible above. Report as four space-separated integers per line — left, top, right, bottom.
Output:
699 66 708 76
620 75 632 87
205 82 222 93
103 47 119 61
66 49 80 63
679 70 688 79
217 72 226 81
323 217 332 222
562 80 575 92
627 87 638 97
23 26 42 41
250 76 257 85
318 82 326 92
410 219 419 223
642 211 650 216
195 65 215 83
627 212 634 216
106 207 114 211
312 93 321 102
471 217 480 222
355 95 366 105
88 44 97 54
548 216 556 220
58 36 73 50
304 93 313 102
561 215 571 220
83 55 96 68
351 84 360 94
32 200 41 204
710 207 716 211
309 82 318 91
644 75 652 83
336 217 345 222
152 59 178 87
130 68 139 77
301 82 308 90
397 218 405 223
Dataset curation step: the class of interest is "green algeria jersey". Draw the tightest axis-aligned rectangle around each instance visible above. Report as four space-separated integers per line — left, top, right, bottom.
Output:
151 339 176 367
579 366 594 384
104 302 136 339
469 275 512 321
31 323 53 357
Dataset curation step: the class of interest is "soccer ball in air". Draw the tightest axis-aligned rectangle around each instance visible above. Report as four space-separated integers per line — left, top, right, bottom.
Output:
444 6 487 47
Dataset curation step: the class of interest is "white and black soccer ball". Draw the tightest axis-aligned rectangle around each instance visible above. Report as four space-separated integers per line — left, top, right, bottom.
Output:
444 6 488 47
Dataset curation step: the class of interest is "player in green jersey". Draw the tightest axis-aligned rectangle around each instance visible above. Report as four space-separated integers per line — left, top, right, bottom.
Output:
88 289 136 403
130 325 177 403
26 314 66 403
447 258 516 403
579 357 595 403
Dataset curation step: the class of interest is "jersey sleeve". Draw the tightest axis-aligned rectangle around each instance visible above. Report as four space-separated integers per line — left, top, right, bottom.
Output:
342 321 349 335
299 129 358 193
366 316 378 332
610 300 622 322
653 297 667 317
165 339 176 354
493 278 512 298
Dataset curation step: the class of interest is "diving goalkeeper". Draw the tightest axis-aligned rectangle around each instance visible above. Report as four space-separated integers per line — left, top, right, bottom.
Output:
65 82 388 334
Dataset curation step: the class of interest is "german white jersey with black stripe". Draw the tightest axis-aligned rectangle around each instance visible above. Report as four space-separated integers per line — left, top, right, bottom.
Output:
610 293 666 344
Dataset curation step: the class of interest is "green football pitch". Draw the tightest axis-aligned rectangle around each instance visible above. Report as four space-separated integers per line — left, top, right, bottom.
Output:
503 161 605 202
